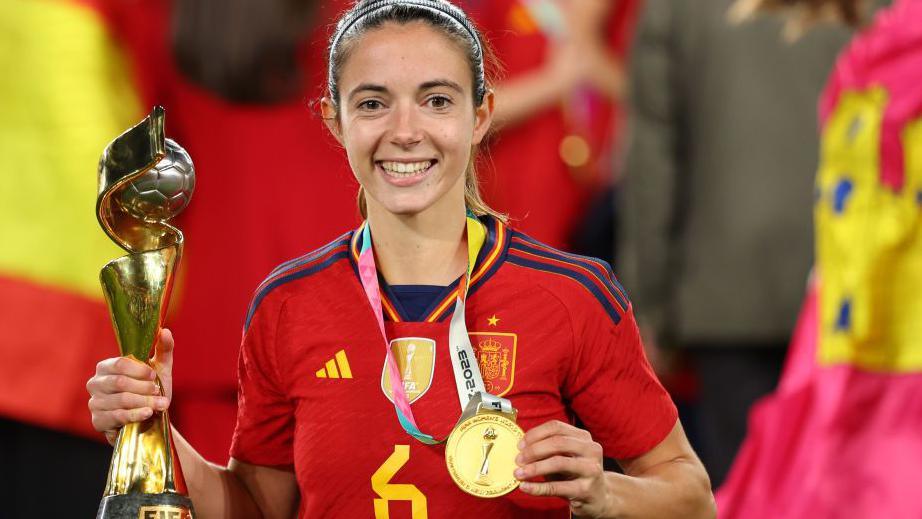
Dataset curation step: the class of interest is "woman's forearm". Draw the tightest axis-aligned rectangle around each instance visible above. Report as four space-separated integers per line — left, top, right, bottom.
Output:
172 428 263 518
492 68 569 128
601 458 716 519
587 50 626 101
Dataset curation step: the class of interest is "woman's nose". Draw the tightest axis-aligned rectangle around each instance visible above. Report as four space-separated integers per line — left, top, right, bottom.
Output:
389 104 423 148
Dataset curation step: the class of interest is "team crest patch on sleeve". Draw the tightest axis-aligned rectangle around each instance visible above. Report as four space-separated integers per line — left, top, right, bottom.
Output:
470 332 517 397
381 338 436 404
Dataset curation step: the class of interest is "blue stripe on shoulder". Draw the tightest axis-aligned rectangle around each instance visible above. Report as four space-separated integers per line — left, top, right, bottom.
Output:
244 248 350 332
268 232 351 278
507 253 622 325
510 234 629 311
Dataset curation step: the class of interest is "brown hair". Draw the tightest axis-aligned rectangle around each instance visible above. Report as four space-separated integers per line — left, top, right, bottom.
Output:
326 1 506 222
729 0 866 39
171 0 317 103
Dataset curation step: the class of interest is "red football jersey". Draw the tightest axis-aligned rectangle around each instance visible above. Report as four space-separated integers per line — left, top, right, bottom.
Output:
230 216 677 518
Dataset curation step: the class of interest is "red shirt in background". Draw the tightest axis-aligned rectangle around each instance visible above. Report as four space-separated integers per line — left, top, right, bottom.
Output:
469 0 640 249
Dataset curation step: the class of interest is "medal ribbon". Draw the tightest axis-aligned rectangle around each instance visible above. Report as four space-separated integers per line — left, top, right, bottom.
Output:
357 214 488 444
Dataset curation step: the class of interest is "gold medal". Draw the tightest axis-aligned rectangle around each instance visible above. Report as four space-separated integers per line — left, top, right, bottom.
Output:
445 410 524 498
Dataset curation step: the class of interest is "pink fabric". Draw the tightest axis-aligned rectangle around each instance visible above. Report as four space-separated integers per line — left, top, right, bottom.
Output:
718 3 922 515
717 282 922 518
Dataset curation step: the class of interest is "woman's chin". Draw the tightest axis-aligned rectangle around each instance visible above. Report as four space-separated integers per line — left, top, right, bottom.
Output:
382 200 433 217
365 179 465 219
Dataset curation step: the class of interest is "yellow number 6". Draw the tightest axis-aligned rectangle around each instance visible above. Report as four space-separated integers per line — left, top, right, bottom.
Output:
371 445 428 518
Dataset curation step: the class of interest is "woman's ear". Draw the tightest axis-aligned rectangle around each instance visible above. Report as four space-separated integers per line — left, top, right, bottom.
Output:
320 97 343 144
472 90 495 146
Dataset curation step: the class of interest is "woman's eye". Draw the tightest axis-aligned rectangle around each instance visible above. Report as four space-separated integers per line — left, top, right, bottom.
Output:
427 95 452 109
358 99 384 111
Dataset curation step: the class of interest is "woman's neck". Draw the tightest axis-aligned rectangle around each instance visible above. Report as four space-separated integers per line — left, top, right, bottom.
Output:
365 205 469 286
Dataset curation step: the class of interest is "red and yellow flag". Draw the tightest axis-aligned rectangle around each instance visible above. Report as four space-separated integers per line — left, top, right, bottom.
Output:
0 0 143 437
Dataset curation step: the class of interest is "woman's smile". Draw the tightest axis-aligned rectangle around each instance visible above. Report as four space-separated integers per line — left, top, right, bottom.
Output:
377 159 438 187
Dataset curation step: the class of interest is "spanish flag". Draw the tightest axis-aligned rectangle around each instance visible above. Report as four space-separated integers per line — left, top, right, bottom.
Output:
717 1 922 516
0 0 143 438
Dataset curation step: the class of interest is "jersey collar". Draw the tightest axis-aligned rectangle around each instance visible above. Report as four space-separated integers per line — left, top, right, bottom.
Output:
349 214 510 323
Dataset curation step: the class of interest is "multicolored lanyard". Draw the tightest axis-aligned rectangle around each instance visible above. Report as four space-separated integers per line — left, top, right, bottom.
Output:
356 214 488 445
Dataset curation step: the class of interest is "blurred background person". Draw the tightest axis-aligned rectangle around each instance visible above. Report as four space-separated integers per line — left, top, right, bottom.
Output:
718 0 922 516
617 0 850 487
466 0 638 255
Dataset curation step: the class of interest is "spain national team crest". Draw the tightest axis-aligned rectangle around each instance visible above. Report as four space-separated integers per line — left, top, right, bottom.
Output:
381 337 436 404
470 332 518 397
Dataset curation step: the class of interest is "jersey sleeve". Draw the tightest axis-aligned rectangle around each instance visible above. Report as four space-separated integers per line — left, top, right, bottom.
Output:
229 295 295 466
564 299 678 460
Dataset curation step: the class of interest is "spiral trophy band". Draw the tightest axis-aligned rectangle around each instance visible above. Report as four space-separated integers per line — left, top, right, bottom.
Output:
95 106 195 519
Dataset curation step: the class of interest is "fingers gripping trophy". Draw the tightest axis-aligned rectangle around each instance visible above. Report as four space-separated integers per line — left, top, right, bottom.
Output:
95 106 195 519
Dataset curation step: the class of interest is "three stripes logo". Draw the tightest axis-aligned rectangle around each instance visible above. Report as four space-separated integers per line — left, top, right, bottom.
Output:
316 349 352 379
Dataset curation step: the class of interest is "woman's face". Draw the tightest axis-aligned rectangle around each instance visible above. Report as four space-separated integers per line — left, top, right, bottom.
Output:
326 21 493 218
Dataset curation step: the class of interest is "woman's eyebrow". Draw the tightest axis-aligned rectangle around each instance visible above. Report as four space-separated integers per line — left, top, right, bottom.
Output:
348 83 388 101
419 79 464 93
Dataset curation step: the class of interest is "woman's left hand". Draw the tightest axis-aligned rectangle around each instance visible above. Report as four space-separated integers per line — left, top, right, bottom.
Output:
515 420 612 518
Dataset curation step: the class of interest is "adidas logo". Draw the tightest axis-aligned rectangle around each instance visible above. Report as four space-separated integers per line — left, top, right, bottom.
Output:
316 349 352 379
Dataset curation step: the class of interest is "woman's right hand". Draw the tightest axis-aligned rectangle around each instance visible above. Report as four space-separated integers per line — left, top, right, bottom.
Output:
86 328 175 445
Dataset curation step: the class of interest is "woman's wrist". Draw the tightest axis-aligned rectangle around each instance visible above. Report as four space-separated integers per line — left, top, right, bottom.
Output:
599 471 623 519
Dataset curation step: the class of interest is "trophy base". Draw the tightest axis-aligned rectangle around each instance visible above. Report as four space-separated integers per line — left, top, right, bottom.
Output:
97 492 194 519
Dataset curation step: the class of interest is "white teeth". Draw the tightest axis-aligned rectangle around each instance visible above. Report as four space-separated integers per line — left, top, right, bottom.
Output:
380 161 432 175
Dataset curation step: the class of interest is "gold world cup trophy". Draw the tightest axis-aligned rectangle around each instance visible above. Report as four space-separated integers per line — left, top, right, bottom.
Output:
95 106 195 519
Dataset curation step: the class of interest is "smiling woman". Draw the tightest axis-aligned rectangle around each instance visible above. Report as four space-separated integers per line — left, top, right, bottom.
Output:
321 20 491 223
85 1 715 518
323 0 502 225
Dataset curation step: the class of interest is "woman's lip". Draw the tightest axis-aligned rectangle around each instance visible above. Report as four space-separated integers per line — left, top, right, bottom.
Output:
377 159 435 163
376 160 436 187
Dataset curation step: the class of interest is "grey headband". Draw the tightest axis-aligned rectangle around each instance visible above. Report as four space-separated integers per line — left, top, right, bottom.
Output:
328 0 486 102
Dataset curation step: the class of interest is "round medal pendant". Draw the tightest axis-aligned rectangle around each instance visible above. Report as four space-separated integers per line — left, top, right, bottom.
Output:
445 412 525 498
